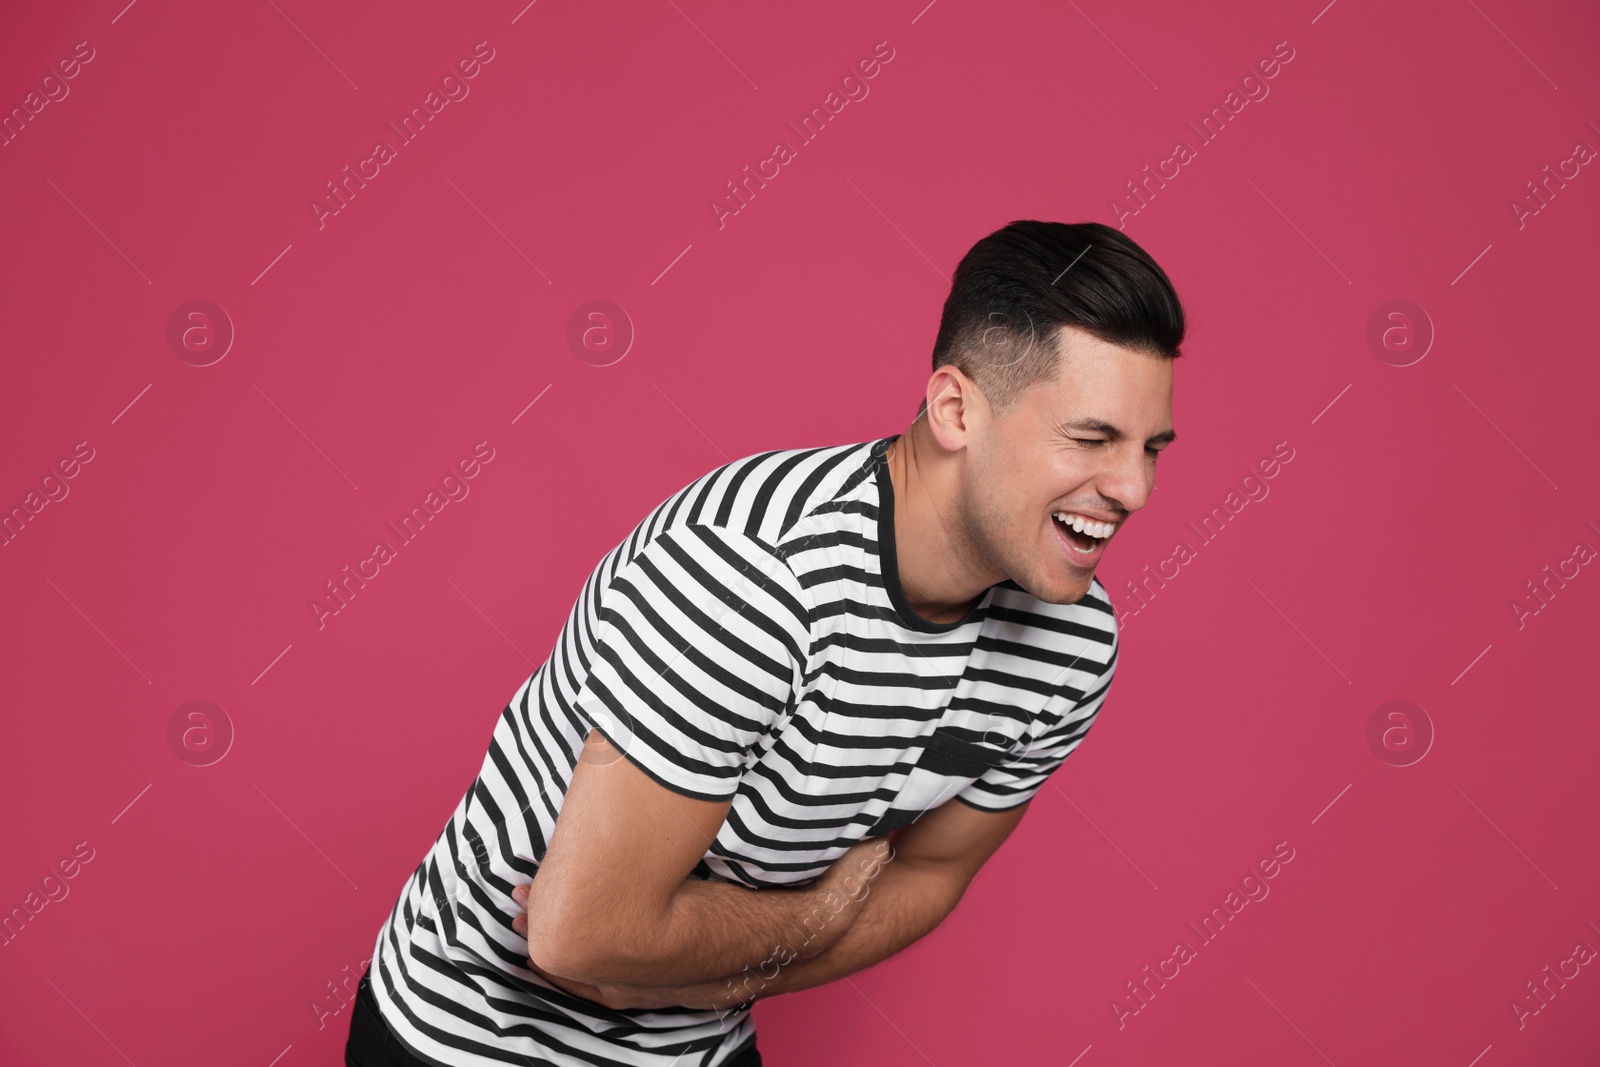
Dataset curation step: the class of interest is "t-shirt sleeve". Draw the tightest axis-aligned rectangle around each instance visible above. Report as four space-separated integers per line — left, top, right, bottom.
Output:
954 615 1119 813
572 524 812 802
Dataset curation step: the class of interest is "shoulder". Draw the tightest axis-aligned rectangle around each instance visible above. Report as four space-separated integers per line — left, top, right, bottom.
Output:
652 438 880 546
632 437 879 579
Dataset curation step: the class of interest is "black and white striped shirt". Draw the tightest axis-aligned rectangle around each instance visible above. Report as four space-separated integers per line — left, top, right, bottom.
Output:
367 434 1119 1066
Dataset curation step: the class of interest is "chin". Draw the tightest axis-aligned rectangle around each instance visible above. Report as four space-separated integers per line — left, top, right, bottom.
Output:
1056 577 1095 604
1024 568 1094 605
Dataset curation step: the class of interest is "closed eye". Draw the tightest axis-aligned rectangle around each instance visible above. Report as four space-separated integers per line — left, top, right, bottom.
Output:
1069 435 1165 460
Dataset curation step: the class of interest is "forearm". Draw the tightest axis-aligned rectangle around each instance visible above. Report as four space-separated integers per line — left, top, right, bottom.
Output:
718 855 965 1003
564 876 843 987
605 854 967 1013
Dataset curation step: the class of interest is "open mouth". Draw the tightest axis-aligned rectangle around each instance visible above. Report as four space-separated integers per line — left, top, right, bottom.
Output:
1052 511 1115 557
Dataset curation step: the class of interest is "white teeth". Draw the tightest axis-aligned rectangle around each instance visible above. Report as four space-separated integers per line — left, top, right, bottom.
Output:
1054 512 1114 539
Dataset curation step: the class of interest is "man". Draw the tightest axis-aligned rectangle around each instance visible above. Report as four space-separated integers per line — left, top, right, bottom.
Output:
348 219 1185 1067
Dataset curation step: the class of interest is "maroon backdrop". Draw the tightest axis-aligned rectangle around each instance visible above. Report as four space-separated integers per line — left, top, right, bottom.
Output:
2 0 1598 1064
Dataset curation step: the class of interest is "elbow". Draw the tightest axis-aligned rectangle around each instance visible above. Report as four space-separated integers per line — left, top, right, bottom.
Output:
525 903 610 983
526 931 589 984
525 872 677 984
527 894 661 985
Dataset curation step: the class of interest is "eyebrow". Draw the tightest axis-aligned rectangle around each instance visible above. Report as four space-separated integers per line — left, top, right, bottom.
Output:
1055 416 1177 446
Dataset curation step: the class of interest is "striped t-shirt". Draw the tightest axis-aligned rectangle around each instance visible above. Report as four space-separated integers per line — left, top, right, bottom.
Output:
367 434 1119 1066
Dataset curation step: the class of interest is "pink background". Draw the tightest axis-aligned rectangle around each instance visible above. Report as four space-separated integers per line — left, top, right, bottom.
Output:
3 0 1598 1063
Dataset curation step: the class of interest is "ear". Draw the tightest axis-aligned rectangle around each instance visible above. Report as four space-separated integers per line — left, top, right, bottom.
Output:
925 366 984 451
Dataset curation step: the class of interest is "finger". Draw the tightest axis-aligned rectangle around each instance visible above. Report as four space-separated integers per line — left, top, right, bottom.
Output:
512 913 527 936
511 884 529 905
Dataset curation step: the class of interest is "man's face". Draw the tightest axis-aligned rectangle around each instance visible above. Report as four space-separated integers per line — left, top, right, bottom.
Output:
962 326 1175 605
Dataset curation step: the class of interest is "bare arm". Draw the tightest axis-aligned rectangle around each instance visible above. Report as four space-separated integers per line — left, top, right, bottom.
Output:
519 728 880 987
578 793 1035 1012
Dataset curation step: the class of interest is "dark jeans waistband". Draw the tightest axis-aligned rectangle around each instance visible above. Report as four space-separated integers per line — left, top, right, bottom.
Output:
345 971 762 1067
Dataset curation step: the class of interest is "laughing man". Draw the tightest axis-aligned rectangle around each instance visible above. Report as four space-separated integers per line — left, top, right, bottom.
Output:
348 218 1185 1067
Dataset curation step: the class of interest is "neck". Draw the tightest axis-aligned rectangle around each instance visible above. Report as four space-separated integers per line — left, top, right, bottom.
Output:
885 423 1005 626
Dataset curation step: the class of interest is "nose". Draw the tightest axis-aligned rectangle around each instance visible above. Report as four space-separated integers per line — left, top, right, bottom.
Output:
1097 443 1155 515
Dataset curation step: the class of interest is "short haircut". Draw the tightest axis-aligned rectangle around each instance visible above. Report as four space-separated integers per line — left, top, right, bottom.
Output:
921 220 1186 416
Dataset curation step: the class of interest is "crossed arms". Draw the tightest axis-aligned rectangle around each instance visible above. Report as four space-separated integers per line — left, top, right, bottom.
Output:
508 728 1033 1014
